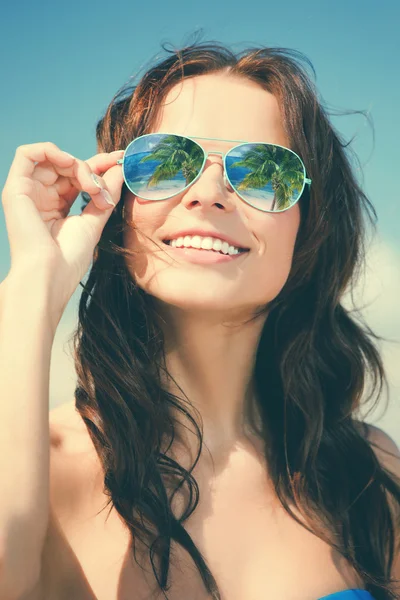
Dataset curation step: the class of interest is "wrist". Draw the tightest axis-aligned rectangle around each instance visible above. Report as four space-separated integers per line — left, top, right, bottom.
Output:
1 268 59 335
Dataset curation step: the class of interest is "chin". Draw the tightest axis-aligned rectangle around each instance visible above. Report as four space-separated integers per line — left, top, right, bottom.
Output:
149 286 243 312
139 282 267 322
129 266 287 317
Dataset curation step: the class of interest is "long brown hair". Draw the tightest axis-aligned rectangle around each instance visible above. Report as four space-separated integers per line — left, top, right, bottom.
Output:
73 41 400 599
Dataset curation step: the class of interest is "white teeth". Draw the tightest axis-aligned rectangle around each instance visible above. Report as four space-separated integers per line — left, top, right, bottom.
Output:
191 235 202 249
167 234 243 254
212 238 222 252
201 237 214 250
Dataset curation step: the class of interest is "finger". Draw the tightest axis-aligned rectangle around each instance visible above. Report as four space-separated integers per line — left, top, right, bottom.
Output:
6 142 74 181
83 152 126 208
52 150 125 179
68 179 117 214
29 160 110 212
33 151 125 210
53 176 76 201
95 163 125 205
51 158 113 210
55 151 125 210
32 162 59 185
32 150 125 185
77 188 119 244
84 150 125 174
55 169 121 212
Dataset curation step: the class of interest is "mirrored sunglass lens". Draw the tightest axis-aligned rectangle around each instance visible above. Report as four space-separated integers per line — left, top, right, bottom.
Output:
226 144 305 212
123 134 204 199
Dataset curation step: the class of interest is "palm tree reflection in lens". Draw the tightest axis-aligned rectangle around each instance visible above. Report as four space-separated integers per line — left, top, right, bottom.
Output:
227 144 304 211
141 135 203 189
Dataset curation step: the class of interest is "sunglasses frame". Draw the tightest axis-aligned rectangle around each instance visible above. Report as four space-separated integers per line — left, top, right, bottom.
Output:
116 133 312 213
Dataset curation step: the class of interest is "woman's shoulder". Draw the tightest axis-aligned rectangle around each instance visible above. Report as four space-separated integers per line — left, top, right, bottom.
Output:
47 406 400 516
356 421 400 474
49 400 103 520
360 422 400 594
23 402 107 600
49 400 89 447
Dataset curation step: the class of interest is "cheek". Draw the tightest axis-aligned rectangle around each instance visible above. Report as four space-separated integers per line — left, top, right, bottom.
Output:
122 194 172 284
249 201 300 252
251 205 300 296
122 195 155 279
123 194 165 243
124 194 161 229
267 205 300 257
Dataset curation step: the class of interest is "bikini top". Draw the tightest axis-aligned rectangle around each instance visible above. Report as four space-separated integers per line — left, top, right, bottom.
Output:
319 590 374 599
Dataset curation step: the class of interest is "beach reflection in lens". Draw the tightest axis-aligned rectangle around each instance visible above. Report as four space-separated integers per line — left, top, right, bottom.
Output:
226 143 305 212
123 134 204 200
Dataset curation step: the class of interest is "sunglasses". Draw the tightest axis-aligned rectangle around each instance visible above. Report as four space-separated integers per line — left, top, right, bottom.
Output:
116 133 312 213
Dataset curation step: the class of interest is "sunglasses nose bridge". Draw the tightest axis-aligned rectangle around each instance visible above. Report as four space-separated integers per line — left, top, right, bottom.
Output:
200 150 229 187
203 150 225 164
201 149 226 171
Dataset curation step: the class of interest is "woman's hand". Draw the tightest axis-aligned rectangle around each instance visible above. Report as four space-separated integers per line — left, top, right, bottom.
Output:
1 142 125 325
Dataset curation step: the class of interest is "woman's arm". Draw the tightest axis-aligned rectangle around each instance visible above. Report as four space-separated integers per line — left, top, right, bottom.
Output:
0 270 56 600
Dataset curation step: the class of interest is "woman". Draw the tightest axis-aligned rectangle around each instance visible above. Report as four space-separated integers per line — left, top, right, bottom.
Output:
0 42 399 600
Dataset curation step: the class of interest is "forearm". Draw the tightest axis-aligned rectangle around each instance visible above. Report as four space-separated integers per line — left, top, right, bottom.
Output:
0 271 56 593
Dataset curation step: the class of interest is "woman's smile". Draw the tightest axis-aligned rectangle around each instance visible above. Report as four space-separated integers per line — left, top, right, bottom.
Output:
163 242 250 264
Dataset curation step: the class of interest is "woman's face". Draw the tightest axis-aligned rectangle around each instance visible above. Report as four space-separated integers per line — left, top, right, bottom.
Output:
123 72 301 317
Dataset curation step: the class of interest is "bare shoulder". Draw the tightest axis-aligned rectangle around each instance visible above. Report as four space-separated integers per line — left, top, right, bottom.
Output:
49 400 101 518
49 399 89 448
17 404 100 600
356 421 400 529
360 422 400 476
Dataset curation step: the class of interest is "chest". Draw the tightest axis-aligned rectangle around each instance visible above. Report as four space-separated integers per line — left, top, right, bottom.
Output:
44 449 363 600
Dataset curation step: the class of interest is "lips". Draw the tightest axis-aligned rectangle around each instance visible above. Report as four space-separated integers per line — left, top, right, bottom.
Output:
161 230 249 251
161 245 247 264
163 240 248 254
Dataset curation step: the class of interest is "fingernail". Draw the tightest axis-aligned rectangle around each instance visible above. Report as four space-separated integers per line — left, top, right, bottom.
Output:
101 189 116 207
91 172 104 189
81 191 92 202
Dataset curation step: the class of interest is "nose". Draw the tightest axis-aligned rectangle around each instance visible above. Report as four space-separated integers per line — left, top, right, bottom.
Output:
180 155 236 213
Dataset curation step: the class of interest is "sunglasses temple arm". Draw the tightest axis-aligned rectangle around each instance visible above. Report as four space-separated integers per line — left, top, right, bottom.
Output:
305 177 312 186
117 159 124 165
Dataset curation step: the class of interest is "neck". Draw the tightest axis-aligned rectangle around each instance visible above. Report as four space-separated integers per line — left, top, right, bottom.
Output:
156 304 268 462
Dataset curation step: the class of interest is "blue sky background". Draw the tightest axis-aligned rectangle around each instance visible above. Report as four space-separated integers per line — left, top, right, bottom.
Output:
1 0 399 258
0 0 399 439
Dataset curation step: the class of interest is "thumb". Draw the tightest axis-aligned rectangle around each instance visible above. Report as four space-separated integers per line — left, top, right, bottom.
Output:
79 191 118 245
79 162 125 239
101 162 125 205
